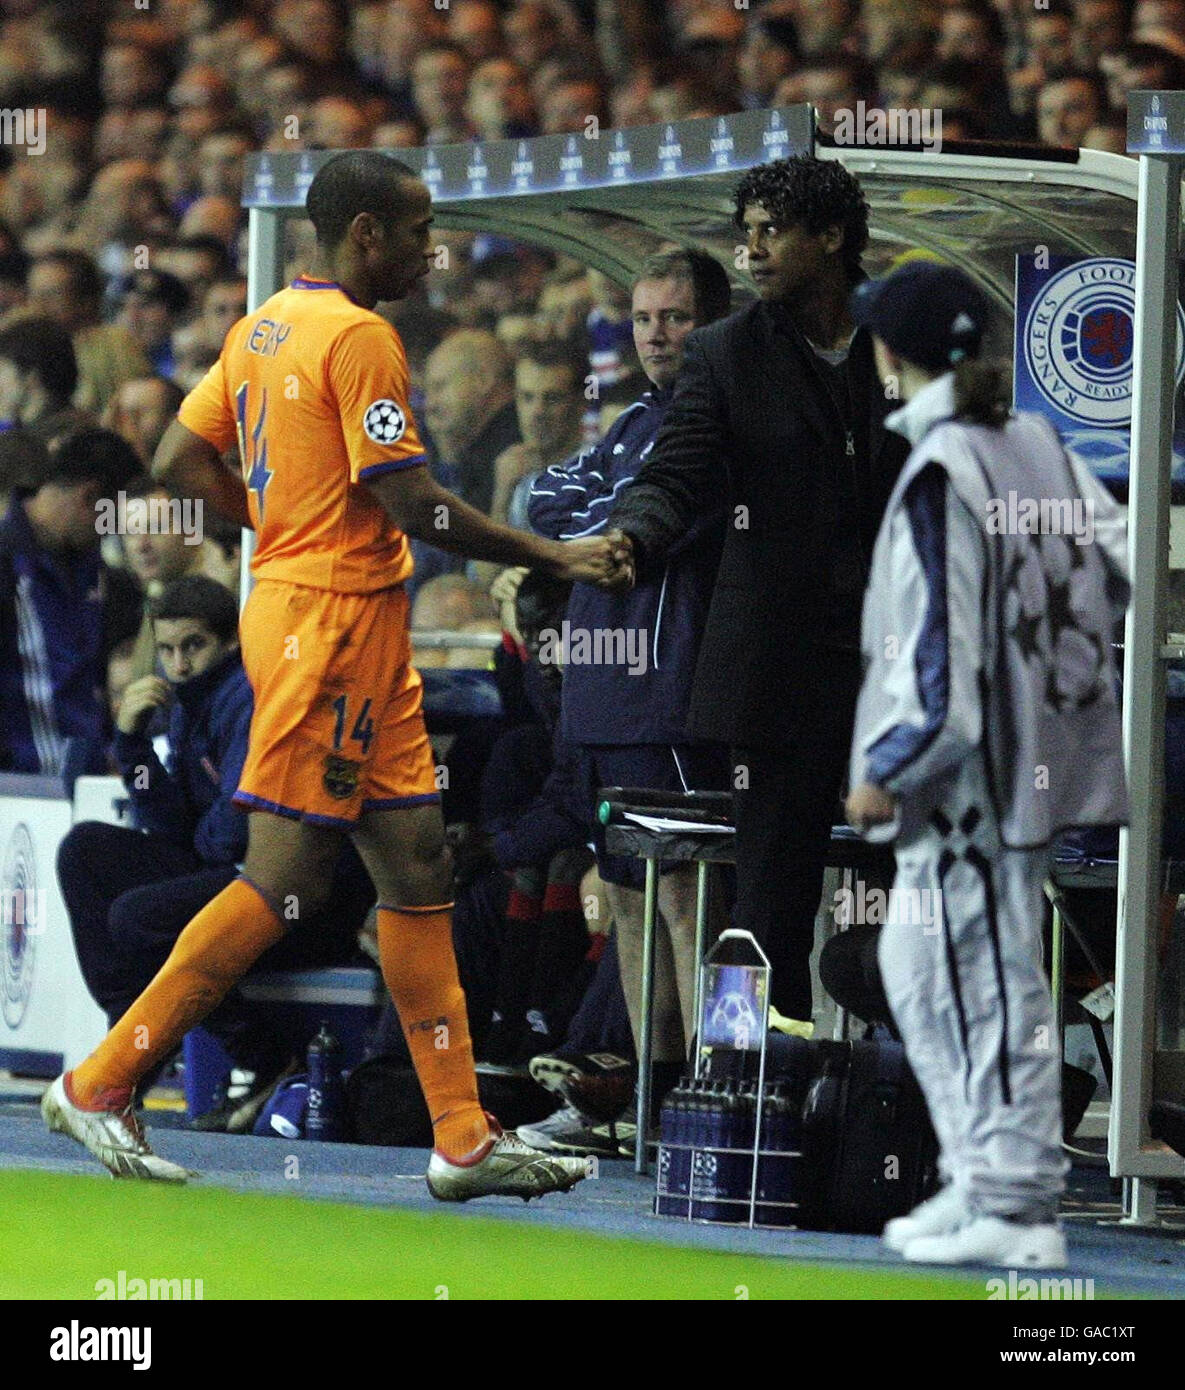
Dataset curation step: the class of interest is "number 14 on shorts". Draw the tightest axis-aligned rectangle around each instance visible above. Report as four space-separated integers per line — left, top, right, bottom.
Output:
331 695 374 755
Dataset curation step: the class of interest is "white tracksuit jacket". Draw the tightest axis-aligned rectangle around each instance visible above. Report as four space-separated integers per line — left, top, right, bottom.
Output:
849 372 1130 1219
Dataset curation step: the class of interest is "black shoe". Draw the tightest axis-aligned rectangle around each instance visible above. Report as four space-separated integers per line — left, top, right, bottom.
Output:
528 1051 635 1124
190 1058 299 1133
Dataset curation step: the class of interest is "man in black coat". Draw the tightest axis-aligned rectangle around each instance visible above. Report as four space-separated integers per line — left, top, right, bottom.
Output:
607 156 909 1020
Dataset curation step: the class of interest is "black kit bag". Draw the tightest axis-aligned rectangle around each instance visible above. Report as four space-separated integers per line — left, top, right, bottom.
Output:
345 1056 557 1147
798 1038 939 1234
701 1033 937 1233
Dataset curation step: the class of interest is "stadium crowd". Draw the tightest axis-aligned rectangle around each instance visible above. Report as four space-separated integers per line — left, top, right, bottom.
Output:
0 0 1173 1153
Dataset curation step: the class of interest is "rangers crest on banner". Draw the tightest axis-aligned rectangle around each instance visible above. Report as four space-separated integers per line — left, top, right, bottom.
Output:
2 823 37 1028
1014 253 1185 493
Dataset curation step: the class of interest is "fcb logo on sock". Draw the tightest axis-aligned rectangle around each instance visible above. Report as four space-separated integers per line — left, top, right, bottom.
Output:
322 754 361 800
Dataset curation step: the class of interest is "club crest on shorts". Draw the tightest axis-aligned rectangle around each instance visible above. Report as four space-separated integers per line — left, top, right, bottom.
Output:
323 754 361 800
363 398 406 445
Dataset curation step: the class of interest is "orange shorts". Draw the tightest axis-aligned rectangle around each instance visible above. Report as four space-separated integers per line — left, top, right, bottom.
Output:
234 579 438 827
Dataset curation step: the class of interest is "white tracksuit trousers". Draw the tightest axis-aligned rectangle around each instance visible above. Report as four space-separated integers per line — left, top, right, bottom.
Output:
878 760 1068 1222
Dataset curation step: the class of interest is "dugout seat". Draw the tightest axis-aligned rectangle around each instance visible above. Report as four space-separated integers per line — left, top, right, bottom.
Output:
181 965 384 1120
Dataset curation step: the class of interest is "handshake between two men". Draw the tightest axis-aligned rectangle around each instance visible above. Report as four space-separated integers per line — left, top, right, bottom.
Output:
550 526 635 591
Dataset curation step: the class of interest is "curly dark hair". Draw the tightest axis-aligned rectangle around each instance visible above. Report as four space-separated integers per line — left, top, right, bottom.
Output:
733 156 870 285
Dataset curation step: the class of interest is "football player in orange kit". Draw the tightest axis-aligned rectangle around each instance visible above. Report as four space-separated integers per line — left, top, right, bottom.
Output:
44 151 630 1200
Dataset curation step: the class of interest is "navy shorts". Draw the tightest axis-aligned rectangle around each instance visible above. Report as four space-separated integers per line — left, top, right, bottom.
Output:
581 742 728 890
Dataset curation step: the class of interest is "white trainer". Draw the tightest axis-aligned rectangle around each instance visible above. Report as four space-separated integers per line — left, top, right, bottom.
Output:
884 1184 970 1253
41 1075 190 1183
426 1117 590 1202
903 1215 1067 1268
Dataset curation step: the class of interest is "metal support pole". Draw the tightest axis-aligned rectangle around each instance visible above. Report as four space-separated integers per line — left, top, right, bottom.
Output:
1050 893 1065 1058
692 860 710 1048
1111 150 1183 1176
635 856 659 1174
1120 1176 1159 1226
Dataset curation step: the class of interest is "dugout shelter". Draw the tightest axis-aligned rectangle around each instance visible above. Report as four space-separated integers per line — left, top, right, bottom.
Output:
235 101 1184 1216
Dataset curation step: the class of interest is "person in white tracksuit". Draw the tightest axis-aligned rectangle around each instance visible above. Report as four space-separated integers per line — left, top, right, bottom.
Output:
843 263 1130 1269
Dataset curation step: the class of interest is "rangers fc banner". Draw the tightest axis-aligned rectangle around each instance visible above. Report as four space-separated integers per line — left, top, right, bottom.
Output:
1014 252 1185 497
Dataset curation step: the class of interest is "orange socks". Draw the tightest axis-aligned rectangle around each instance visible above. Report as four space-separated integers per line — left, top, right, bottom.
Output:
376 903 490 1160
70 877 285 1108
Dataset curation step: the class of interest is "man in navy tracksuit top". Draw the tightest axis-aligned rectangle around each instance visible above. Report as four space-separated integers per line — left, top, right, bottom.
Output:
58 575 370 1125
0 429 142 778
525 249 733 1129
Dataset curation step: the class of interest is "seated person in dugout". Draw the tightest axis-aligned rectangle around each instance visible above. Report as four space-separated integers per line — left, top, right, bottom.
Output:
58 575 373 1131
525 249 734 1148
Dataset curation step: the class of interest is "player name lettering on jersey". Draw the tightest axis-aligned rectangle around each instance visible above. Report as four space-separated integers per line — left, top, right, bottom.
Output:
246 318 292 357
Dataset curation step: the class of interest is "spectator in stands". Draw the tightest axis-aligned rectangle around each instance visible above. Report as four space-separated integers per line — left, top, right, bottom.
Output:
103 377 186 468
177 198 238 252
423 328 519 515
505 1 566 71
114 270 191 380
199 276 248 354
467 57 539 139
521 249 734 1154
195 128 254 210
96 103 173 168
798 0 861 57
540 75 609 135
1133 0 1185 45
586 268 636 398
101 42 170 113
677 8 746 107
26 251 152 414
1099 40 1185 112
168 62 237 143
864 0 938 69
0 428 142 777
450 0 506 64
372 116 427 148
1083 119 1129 153
0 316 93 449
69 158 175 280
154 235 235 309
1072 0 1130 69
936 0 1007 65
410 572 499 668
493 338 587 528
120 473 207 600
307 95 376 150
1037 70 1105 148
534 263 594 344
198 509 243 594
412 40 474 143
169 322 220 394
608 156 910 1024
57 574 372 1129
776 53 876 137
737 13 802 110
259 63 315 146
1011 2 1078 122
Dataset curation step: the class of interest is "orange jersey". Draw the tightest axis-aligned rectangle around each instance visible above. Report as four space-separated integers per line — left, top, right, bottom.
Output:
178 276 427 593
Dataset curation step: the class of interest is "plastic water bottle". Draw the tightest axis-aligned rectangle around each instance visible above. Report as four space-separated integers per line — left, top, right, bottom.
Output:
757 1083 798 1227
656 1082 689 1217
305 1023 343 1141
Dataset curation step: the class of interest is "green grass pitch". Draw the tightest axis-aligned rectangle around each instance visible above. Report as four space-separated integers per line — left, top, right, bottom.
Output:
0 1170 988 1300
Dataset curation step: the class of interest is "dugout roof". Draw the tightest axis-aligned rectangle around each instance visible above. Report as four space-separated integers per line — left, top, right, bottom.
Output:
242 105 1141 363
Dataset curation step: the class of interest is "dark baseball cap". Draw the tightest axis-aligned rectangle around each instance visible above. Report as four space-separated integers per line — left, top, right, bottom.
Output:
37 427 143 496
850 263 992 374
115 268 190 316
